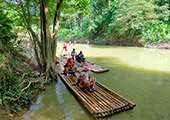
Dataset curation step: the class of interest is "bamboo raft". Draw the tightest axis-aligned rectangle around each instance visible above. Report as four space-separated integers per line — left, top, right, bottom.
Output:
58 73 136 118
60 55 109 73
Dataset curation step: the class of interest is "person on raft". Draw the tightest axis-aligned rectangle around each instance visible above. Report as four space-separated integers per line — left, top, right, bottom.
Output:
64 58 77 77
61 44 69 55
77 66 96 92
71 48 77 60
55 56 60 66
76 51 85 64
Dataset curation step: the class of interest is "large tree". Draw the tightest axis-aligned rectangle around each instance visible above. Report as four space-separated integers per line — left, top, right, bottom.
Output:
4 0 89 81
4 0 63 80
39 0 63 80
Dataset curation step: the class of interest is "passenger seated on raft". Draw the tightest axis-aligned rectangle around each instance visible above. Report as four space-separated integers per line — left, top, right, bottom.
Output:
77 67 96 91
64 58 77 77
71 48 77 60
55 56 60 66
76 51 85 64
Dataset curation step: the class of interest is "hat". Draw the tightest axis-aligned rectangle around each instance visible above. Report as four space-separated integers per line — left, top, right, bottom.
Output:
84 66 90 71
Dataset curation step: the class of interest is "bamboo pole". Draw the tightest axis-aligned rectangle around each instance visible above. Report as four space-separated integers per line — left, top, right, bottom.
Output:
67 76 115 117
65 76 100 110
66 76 105 114
93 89 118 109
69 75 133 113
86 90 110 112
91 91 114 110
97 84 131 110
58 73 99 117
96 86 127 113
70 76 112 112
69 75 128 113
96 82 136 107
65 76 107 118
96 85 126 107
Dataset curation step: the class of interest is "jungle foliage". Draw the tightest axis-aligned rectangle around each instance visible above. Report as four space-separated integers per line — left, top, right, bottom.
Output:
0 8 47 118
0 9 34 114
59 0 170 45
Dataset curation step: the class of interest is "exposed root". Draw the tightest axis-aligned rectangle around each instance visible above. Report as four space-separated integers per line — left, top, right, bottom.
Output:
21 81 32 92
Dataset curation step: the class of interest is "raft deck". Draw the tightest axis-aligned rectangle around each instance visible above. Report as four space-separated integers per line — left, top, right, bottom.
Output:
58 73 136 118
60 55 109 73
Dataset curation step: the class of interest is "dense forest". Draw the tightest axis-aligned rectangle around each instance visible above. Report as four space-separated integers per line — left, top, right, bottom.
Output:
58 0 170 45
0 0 170 119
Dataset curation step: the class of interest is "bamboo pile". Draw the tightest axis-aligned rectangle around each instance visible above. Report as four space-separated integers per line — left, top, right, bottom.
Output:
58 73 136 118
60 55 109 73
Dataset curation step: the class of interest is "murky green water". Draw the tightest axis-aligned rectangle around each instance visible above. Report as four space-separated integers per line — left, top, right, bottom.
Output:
22 43 170 120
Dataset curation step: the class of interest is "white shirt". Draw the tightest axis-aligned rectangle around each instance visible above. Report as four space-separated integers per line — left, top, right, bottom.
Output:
80 72 89 82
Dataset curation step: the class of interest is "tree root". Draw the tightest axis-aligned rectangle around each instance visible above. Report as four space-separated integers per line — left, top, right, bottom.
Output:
21 81 32 92
3 78 42 102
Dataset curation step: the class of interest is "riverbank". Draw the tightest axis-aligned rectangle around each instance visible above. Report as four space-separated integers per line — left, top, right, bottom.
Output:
146 43 170 49
62 38 170 50
0 60 41 120
0 42 51 120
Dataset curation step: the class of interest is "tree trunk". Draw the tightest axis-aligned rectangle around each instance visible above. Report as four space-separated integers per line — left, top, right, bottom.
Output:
53 0 63 65
40 0 56 80
19 0 63 81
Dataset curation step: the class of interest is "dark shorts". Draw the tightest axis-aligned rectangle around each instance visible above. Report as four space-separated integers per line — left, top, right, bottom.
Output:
79 84 93 92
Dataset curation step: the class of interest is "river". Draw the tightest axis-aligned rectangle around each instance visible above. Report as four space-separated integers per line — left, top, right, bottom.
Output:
22 43 170 120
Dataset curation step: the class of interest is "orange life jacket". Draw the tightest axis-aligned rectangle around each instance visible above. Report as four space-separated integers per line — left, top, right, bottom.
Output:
56 56 59 61
67 59 74 69
78 82 86 88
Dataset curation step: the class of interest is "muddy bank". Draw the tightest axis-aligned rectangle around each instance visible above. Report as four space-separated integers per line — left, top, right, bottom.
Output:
145 43 170 49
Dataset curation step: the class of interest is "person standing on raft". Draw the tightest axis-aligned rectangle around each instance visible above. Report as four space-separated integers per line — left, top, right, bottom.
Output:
61 44 69 55
77 66 96 91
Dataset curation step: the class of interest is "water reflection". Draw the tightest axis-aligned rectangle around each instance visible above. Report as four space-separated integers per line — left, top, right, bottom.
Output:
55 76 67 104
22 95 43 120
